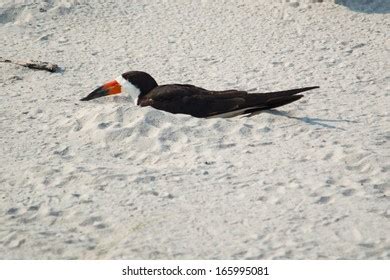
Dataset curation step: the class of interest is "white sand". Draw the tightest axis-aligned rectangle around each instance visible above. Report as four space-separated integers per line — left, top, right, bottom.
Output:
0 0 389 259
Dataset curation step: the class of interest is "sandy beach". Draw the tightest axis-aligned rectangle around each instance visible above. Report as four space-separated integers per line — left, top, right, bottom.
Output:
0 0 389 259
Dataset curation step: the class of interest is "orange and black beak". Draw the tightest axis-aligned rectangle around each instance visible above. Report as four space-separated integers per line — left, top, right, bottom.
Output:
80 80 122 101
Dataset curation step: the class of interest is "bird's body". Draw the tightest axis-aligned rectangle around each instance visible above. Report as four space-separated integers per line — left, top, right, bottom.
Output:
81 71 319 118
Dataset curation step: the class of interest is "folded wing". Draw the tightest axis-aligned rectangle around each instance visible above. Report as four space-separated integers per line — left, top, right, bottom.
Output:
140 84 319 118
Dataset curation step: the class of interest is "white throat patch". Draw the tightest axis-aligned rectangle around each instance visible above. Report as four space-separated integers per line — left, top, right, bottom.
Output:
115 75 140 105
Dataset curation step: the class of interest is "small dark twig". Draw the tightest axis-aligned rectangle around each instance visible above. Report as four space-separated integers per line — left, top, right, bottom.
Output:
0 57 61 73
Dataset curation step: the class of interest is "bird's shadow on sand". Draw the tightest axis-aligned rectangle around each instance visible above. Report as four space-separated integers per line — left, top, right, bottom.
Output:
262 110 357 130
335 0 390 14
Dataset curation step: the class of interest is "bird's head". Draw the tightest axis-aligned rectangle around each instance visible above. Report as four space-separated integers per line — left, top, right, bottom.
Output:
80 71 158 104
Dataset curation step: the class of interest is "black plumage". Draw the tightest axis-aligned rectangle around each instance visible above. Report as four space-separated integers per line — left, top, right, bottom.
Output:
138 83 318 118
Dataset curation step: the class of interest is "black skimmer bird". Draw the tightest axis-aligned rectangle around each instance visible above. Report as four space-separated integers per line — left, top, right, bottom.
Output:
80 71 319 118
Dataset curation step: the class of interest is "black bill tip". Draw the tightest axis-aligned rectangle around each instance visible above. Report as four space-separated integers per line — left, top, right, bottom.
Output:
80 86 108 101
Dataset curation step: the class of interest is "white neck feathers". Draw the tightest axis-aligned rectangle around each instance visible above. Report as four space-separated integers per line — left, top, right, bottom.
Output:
115 75 140 105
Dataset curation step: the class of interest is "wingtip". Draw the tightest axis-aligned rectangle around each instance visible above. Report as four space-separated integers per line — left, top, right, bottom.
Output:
301 86 320 91
293 86 320 94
